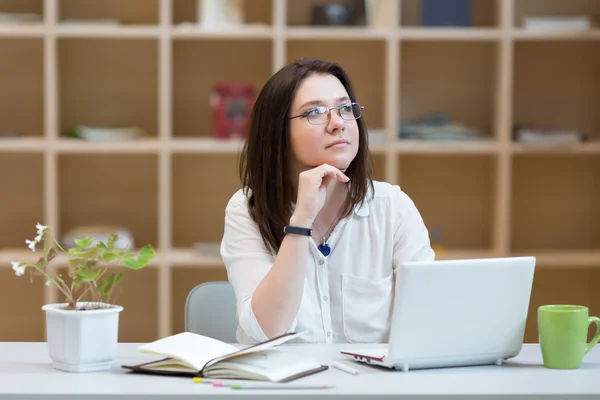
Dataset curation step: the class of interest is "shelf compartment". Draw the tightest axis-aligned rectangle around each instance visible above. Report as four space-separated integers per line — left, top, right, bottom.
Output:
400 0 498 28
286 40 386 132
0 39 43 138
172 39 271 139
171 266 228 335
399 41 498 144
370 153 385 182
398 155 496 251
58 39 159 139
54 265 159 342
286 0 379 28
513 0 599 29
0 154 44 250
0 267 44 341
173 0 272 27
513 42 600 143
0 0 43 29
58 0 159 26
58 154 159 249
511 155 600 252
523 268 600 343
172 155 241 247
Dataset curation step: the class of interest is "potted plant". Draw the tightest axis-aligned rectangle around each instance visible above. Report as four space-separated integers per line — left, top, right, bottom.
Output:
12 223 155 373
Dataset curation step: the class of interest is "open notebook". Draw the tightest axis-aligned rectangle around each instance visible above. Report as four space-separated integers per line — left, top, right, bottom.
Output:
122 331 327 382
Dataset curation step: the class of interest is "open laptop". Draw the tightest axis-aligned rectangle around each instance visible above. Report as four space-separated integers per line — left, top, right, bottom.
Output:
341 256 536 371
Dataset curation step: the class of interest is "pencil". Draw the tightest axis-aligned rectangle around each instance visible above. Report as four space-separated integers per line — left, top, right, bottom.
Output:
230 385 334 390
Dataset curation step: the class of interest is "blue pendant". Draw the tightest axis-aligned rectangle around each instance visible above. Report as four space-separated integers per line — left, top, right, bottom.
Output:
318 243 331 257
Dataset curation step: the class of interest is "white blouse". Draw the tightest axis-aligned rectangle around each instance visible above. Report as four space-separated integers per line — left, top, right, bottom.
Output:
220 180 435 344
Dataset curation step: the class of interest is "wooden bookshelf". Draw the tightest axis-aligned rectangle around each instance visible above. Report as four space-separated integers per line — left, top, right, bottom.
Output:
0 0 599 344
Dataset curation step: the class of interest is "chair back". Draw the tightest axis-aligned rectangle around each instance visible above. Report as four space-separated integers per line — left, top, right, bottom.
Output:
184 281 237 343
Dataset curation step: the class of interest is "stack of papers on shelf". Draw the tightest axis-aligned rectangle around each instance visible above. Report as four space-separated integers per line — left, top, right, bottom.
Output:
399 113 487 141
513 125 586 146
523 16 592 31
0 12 42 24
64 126 147 141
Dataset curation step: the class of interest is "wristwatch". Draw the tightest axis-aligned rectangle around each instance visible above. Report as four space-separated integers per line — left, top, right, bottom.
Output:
283 225 312 236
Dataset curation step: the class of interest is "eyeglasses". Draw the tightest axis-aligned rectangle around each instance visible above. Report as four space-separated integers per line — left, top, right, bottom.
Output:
289 102 364 125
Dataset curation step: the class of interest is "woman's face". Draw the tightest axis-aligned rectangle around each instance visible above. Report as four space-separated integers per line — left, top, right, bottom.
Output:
289 74 360 174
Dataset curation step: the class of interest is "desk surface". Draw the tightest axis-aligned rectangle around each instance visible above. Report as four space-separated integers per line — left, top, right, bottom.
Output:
0 342 598 399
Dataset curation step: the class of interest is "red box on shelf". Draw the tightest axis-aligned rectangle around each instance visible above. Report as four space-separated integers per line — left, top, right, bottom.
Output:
210 83 255 140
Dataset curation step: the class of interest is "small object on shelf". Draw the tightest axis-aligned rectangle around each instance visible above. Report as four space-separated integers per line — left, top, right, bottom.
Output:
368 129 387 144
513 124 586 146
198 0 244 29
421 0 472 27
310 3 352 26
64 125 147 141
210 82 255 140
62 225 134 250
0 12 42 25
399 113 486 141
523 16 592 31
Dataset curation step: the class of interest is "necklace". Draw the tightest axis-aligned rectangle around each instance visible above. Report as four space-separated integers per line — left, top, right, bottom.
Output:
312 206 343 257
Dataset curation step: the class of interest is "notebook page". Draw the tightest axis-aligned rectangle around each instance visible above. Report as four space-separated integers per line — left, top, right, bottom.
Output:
204 331 305 368
206 349 321 382
138 332 239 371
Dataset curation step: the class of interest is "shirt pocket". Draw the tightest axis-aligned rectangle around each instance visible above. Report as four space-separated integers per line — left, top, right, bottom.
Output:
341 272 393 344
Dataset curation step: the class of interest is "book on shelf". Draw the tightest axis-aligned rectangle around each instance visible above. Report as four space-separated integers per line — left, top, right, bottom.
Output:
122 331 327 382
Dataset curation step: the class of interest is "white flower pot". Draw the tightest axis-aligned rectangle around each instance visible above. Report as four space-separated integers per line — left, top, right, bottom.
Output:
42 302 123 373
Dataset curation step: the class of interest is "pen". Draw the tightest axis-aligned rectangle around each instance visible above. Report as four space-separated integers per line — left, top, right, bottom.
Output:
332 361 359 375
230 385 334 390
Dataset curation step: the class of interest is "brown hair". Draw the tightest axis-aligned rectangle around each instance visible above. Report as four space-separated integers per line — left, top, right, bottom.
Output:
239 58 374 254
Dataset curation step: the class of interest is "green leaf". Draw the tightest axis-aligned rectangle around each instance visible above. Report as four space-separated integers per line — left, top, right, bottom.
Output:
74 267 100 283
124 245 155 270
68 258 86 271
102 252 116 262
97 272 124 296
74 237 94 248
107 234 118 248
97 241 107 250
71 247 99 260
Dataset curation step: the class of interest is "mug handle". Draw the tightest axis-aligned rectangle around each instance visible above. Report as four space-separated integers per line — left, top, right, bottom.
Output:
584 316 600 355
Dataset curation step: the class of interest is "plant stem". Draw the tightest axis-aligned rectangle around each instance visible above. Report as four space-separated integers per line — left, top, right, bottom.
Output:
23 263 75 306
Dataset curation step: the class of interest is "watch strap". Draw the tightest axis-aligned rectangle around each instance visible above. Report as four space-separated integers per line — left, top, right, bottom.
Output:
283 225 312 236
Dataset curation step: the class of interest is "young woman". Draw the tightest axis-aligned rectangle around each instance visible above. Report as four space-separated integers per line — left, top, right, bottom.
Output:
220 58 435 344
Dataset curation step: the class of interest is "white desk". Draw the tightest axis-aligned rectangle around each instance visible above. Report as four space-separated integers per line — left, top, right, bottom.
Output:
0 342 598 399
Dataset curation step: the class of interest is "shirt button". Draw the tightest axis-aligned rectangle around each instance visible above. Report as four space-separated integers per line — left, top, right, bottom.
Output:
323 296 328 301
327 332 331 337
318 260 324 265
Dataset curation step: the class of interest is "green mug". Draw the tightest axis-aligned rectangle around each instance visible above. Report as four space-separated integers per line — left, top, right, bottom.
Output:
538 305 600 369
